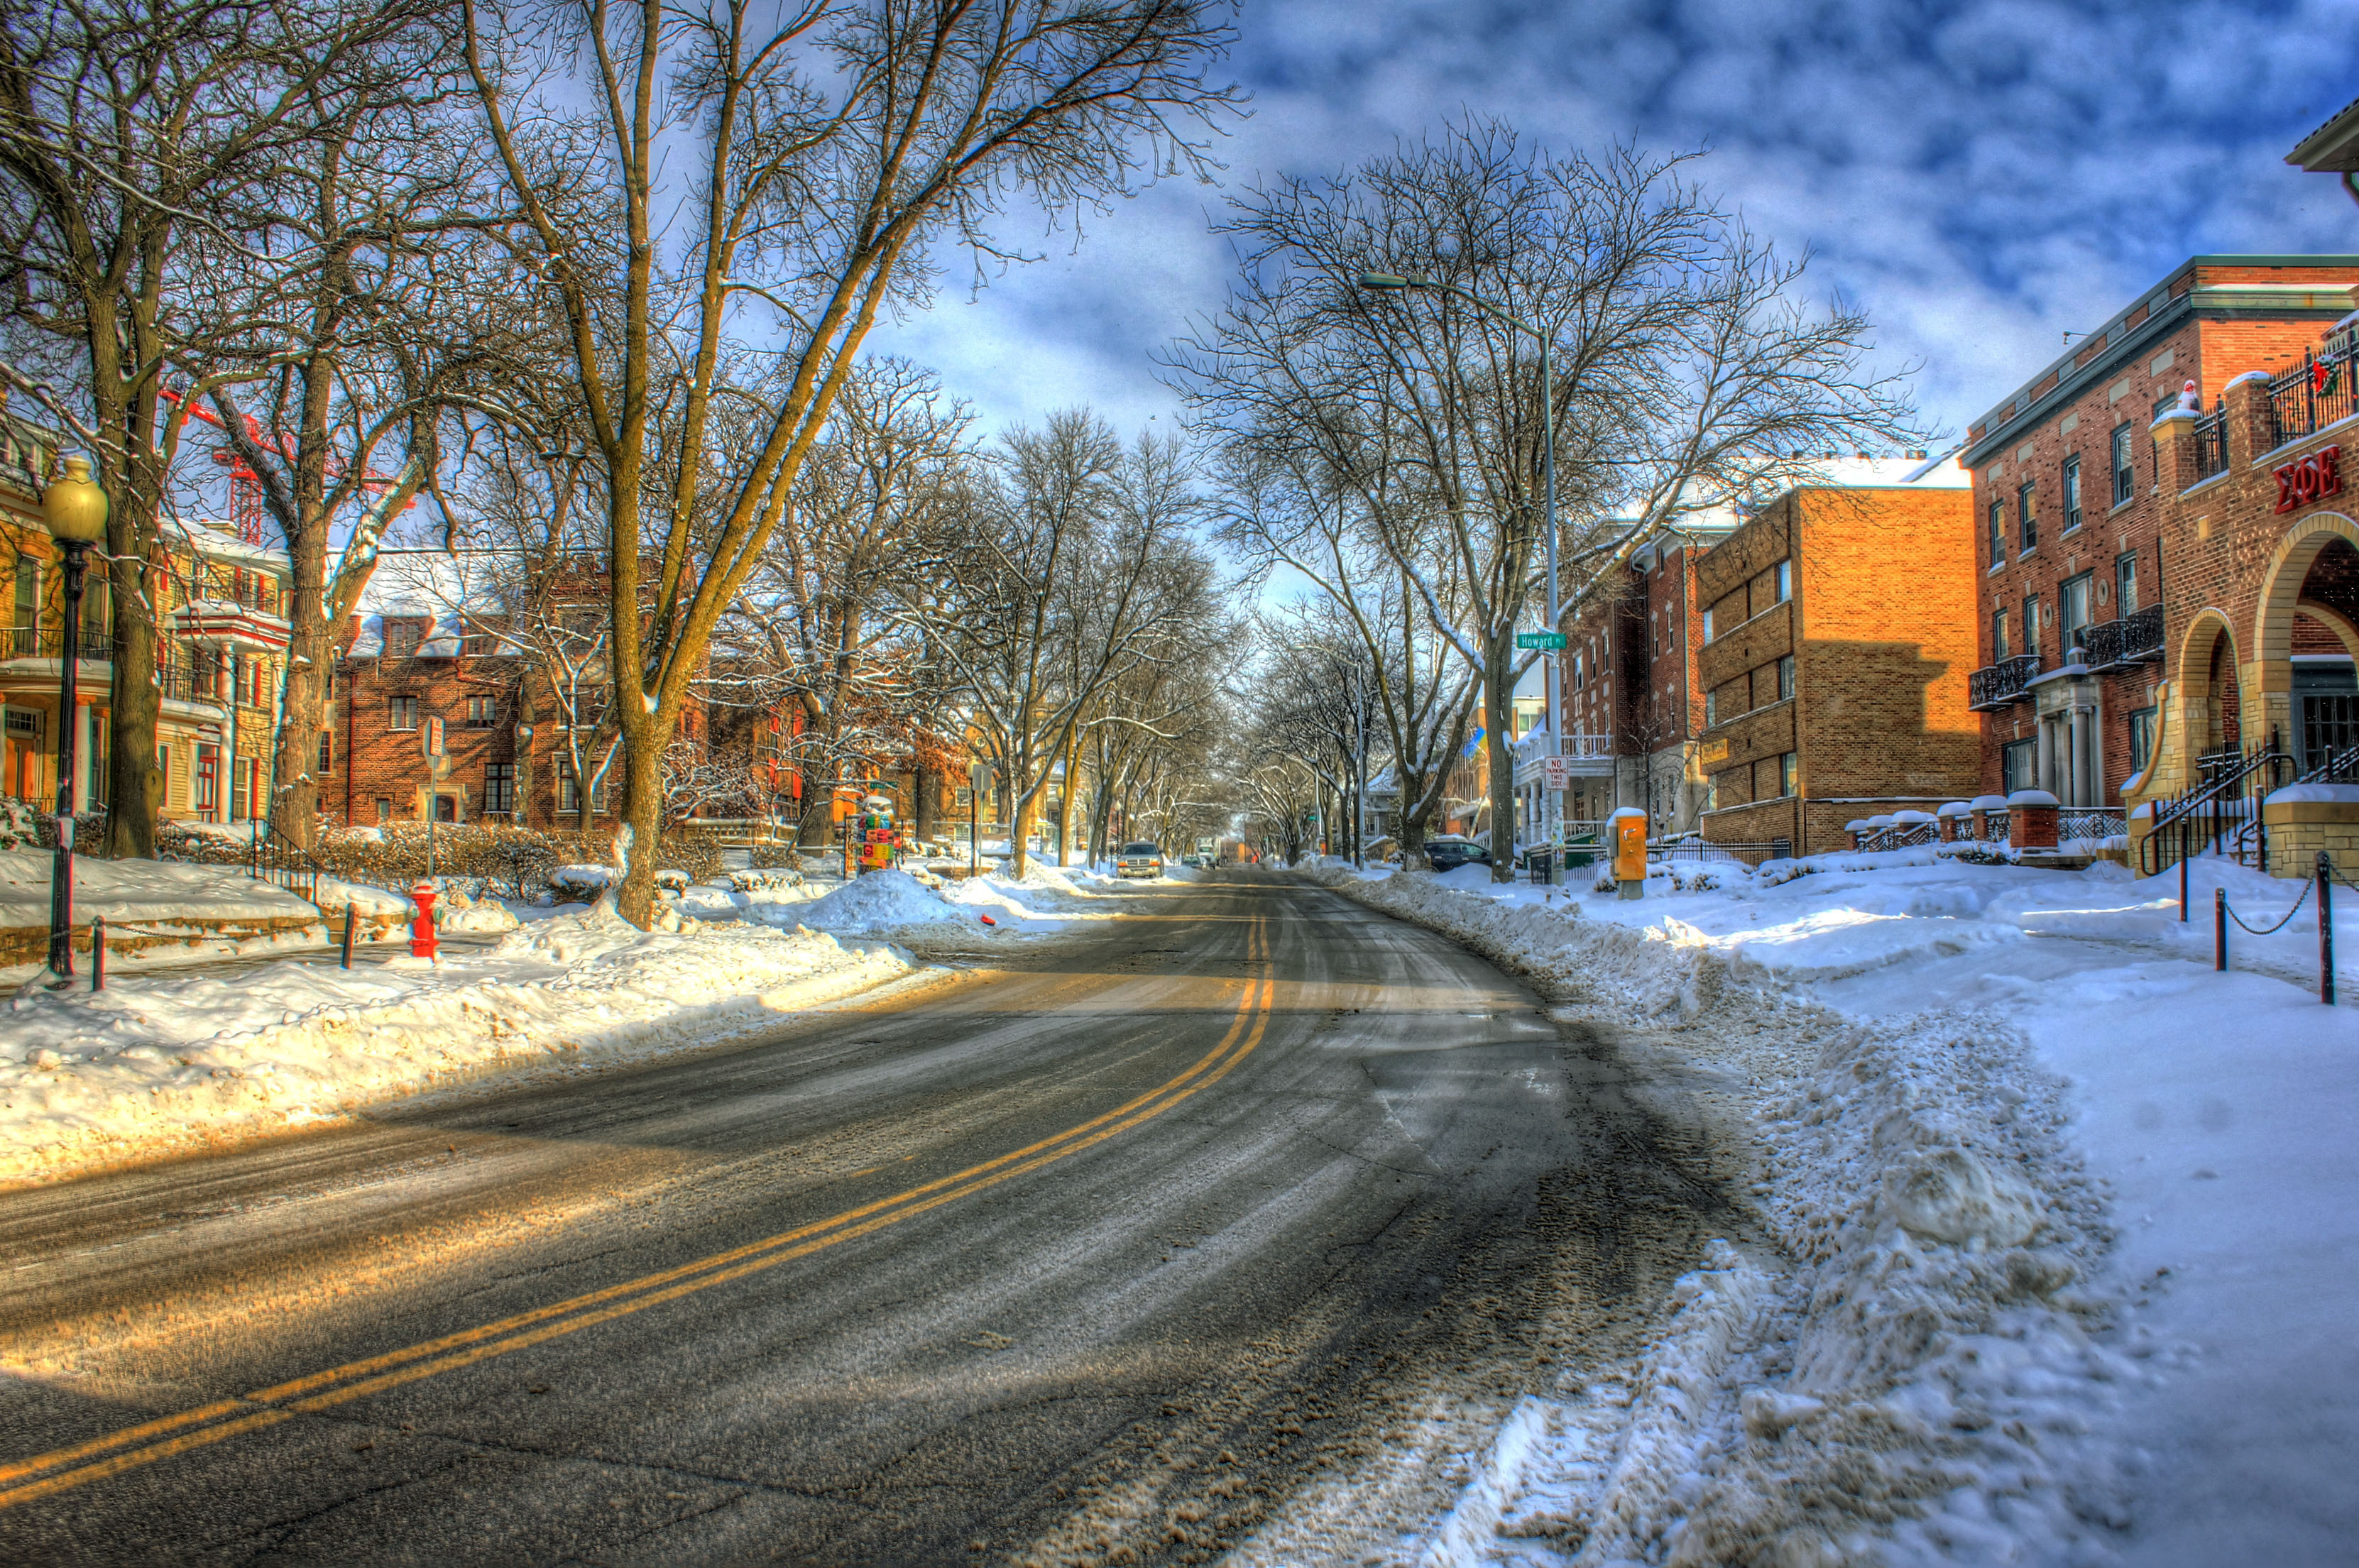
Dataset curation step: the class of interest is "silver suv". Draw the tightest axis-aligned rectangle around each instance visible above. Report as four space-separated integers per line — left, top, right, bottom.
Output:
1114 842 1164 878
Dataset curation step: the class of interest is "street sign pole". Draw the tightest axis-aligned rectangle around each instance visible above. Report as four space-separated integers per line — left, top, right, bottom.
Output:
422 716 447 880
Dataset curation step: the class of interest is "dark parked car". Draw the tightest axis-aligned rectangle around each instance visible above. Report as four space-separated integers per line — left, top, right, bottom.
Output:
1422 835 1490 873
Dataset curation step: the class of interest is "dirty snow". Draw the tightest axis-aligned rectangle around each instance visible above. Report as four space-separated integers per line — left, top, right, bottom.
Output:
1286 850 2357 1567
0 902 914 1188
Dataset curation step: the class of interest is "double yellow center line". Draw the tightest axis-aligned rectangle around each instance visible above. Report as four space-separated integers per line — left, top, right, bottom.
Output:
0 920 1276 1511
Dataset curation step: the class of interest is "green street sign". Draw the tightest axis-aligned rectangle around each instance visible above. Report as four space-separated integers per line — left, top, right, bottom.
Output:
1515 631 1567 650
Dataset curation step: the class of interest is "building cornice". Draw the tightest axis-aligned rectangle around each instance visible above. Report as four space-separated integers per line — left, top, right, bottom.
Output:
1961 256 2359 471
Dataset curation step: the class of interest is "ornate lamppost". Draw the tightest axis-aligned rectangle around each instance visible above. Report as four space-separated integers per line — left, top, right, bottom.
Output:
42 454 109 979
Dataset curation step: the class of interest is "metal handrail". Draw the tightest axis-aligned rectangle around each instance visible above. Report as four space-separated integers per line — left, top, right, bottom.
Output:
248 818 326 906
2192 405 2229 480
2297 741 2359 785
2142 730 2292 875
2 623 116 660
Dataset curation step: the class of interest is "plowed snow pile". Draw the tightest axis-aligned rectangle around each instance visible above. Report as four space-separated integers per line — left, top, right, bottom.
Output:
0 901 911 1187
1292 852 2358 1566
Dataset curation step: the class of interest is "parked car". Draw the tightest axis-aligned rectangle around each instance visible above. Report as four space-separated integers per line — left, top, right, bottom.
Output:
1115 841 1166 878
1422 834 1490 873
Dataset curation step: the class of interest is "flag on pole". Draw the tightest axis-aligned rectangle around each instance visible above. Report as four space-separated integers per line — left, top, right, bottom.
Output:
1462 726 1486 760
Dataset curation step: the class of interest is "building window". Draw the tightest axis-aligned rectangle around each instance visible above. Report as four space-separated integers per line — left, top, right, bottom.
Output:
2059 573 2091 658
231 757 252 820
387 695 420 730
194 745 219 813
1992 607 2010 662
1700 609 1714 643
2023 593 2040 662
317 730 333 774
9 554 35 653
156 745 168 801
2128 707 2157 779
484 762 514 816
558 759 610 815
464 695 498 728
1988 498 2004 566
1771 560 1792 603
1703 687 1717 726
2002 738 2036 794
376 797 393 825
2116 552 2139 616
2112 424 2135 505
2061 454 2083 532
383 619 422 659
1705 771 1723 813
2018 482 2037 552
1776 654 1795 702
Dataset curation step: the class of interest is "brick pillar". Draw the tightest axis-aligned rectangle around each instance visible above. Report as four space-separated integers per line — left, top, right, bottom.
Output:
2225 369 2277 468
2008 789 2059 850
2149 407 2201 493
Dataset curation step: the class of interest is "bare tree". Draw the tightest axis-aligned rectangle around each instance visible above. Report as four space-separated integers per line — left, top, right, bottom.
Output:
1171 119 1919 879
457 0 1239 923
0 0 448 857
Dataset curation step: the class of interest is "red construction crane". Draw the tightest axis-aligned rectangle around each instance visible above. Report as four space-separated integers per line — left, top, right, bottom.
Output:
159 388 410 545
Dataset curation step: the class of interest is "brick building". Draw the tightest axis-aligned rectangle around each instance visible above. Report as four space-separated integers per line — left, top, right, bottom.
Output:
1553 517 1736 833
1961 257 2359 826
2 402 295 827
1693 464 1978 853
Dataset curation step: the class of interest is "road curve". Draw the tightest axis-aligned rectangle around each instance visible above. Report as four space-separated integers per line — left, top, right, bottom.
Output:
0 875 1729 1566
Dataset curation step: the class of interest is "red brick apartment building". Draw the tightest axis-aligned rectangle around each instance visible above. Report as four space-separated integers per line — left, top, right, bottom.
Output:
1554 520 1734 832
1694 466 1980 854
1960 256 2359 872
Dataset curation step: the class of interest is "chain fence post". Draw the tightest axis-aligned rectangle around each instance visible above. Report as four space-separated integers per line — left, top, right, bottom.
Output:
2321 851 2337 1007
2179 826 2189 921
90 914 104 992
2215 887 2228 972
341 903 356 971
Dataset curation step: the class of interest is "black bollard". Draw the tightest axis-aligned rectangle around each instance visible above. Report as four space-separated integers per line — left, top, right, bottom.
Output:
341 903 356 970
2215 886 2228 972
2321 852 2337 1007
90 914 104 992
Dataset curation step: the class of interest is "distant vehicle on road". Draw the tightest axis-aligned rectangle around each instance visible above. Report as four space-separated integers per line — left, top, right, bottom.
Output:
1421 835 1490 873
1115 842 1165 878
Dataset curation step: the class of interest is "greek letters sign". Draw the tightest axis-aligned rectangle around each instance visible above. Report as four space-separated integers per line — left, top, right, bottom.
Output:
2275 445 2341 514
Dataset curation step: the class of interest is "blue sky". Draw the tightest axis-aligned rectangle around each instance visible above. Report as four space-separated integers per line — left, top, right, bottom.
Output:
877 0 2359 450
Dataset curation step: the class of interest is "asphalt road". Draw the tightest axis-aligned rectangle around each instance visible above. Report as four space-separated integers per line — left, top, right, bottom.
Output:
0 875 1731 1566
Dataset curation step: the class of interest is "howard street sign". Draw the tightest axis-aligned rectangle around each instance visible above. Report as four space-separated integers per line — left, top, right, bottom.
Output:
1514 631 1567 651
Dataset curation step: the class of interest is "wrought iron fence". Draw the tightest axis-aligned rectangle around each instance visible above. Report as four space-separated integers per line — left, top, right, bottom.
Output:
1968 654 2040 709
2058 808 2127 844
2264 343 2359 450
1650 836 1791 867
1859 821 1939 851
248 821 324 905
2191 405 2229 481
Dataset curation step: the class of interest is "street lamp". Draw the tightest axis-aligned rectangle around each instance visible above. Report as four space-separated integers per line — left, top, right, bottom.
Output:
41 454 108 980
1357 273 1563 865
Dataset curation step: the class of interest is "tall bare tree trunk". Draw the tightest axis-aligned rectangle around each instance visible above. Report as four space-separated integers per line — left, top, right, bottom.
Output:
1485 635 1518 883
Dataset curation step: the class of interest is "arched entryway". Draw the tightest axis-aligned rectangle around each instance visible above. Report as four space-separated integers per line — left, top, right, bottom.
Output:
2174 609 2241 767
2253 515 2359 770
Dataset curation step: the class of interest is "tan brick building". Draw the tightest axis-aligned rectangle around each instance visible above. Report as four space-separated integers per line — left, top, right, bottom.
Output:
1694 466 1979 854
1961 256 2359 835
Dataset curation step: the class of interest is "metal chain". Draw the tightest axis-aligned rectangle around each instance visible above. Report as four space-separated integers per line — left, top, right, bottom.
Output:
2226 876 2314 936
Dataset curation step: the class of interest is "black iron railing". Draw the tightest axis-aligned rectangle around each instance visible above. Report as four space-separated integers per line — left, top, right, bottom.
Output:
2 623 116 660
156 654 228 703
2265 343 2359 451
1651 837 1792 867
1969 654 2040 710
2191 405 2229 481
2082 604 2164 670
2142 730 2294 875
248 820 324 905
2298 741 2359 786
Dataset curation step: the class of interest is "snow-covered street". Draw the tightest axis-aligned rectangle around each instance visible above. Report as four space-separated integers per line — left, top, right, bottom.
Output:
1286 852 2357 1566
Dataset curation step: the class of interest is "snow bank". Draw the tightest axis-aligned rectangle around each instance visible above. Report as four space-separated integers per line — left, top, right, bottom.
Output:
0 849 322 929
1298 855 2358 1565
0 907 913 1188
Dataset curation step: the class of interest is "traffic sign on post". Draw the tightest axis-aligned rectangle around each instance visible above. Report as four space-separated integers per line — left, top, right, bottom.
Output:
422 716 444 760
1542 755 1572 791
1514 631 1567 651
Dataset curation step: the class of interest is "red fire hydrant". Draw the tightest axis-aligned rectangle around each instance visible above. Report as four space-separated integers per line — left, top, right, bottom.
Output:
410 882 439 960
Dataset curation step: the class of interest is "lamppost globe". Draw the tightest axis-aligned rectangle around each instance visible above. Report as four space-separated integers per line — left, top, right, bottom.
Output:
41 454 109 543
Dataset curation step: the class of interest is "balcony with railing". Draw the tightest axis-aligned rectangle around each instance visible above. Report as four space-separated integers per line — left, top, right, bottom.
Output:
1968 654 2040 711
2264 342 2359 452
1 623 116 662
2081 603 2164 671
2191 404 2229 482
157 652 230 706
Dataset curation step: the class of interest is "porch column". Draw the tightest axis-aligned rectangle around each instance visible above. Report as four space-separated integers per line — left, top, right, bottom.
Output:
2035 717 2056 798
